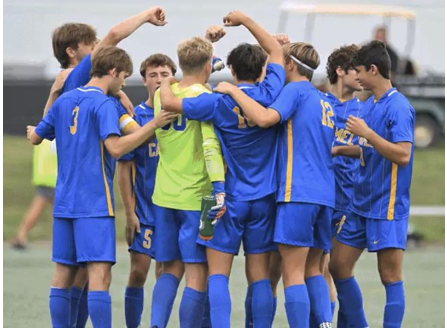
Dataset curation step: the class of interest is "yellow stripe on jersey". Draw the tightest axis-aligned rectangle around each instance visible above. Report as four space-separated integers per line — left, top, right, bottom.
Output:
100 140 114 216
131 161 136 209
119 114 138 134
387 163 398 220
284 119 293 202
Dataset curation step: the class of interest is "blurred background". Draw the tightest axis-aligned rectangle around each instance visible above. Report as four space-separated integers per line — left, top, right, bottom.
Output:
3 0 445 327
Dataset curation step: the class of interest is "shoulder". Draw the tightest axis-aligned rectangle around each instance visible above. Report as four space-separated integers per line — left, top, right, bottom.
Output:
387 91 414 116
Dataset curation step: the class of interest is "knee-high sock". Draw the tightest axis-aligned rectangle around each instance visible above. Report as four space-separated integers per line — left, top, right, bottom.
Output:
208 274 231 328
49 287 70 328
88 291 112 328
245 284 254 328
334 277 368 328
201 293 212 328
383 281 405 328
69 286 83 328
284 284 310 328
270 297 277 327
76 287 89 328
125 287 144 328
151 273 180 328
179 287 207 328
251 279 274 328
306 275 333 327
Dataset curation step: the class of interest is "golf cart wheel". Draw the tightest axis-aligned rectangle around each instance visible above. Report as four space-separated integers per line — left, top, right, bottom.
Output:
414 114 440 148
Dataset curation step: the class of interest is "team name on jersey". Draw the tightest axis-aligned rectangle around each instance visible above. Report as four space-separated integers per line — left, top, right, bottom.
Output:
335 127 355 145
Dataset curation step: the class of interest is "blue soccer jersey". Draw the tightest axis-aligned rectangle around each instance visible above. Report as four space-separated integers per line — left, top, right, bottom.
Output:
182 63 286 201
326 92 363 212
119 102 159 226
35 86 121 218
269 81 335 207
351 88 415 220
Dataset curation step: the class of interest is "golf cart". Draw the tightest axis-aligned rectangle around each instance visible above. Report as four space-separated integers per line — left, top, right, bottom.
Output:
277 2 445 148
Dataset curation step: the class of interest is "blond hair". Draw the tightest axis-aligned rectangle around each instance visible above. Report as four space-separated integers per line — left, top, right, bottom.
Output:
283 42 320 81
177 37 213 74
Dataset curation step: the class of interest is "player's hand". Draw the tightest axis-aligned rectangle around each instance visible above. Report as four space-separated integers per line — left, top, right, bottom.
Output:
205 25 226 43
154 110 179 127
147 7 167 26
125 212 140 247
346 115 371 139
213 81 236 95
51 68 73 95
272 33 290 46
161 76 179 86
116 90 135 117
223 11 248 27
26 125 35 141
208 182 226 225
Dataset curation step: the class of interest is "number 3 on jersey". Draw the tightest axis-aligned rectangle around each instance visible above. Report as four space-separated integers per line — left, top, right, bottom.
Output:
70 106 79 135
320 100 334 129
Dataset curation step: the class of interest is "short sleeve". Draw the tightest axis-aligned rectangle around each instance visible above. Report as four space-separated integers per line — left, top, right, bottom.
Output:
182 93 220 122
61 54 92 94
268 83 301 123
95 99 121 141
35 102 57 140
245 63 286 106
387 99 415 144
118 150 135 162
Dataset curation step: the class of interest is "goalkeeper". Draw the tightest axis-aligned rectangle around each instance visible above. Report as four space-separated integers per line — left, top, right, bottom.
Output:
150 36 226 328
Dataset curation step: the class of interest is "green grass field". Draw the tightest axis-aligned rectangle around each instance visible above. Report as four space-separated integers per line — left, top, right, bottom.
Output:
3 135 446 328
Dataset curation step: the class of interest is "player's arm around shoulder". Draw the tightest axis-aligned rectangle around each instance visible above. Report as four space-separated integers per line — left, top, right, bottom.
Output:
42 68 73 117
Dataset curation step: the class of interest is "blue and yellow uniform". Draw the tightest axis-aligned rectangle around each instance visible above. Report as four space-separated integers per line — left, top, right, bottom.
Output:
35 86 121 265
269 81 335 250
182 63 285 255
326 93 363 237
337 88 415 251
119 102 159 258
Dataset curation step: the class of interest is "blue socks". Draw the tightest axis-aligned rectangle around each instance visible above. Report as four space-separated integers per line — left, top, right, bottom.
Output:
271 297 277 327
125 287 144 328
245 284 254 328
201 293 212 328
252 279 274 328
76 287 89 328
179 287 207 328
306 275 333 327
88 291 111 328
208 274 231 328
284 284 310 328
335 276 368 328
151 273 180 328
383 281 405 328
49 287 71 328
69 286 83 328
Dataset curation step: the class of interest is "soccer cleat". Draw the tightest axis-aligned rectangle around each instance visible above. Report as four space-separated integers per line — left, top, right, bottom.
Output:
320 322 333 328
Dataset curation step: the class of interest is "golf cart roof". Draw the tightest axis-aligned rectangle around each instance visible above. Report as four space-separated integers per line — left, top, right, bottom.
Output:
279 2 416 19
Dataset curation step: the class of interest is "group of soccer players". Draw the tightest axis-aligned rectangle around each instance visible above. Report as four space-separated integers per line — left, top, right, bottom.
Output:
26 5 415 329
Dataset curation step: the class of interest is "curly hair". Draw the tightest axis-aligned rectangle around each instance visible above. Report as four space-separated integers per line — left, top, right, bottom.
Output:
326 44 360 84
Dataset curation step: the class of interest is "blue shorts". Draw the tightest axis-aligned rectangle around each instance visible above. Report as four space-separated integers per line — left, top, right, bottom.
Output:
332 210 348 237
154 206 206 263
52 217 116 266
128 224 155 259
274 202 332 250
197 193 276 255
334 211 408 252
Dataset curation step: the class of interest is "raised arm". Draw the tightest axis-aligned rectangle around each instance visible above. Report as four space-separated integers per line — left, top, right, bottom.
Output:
214 82 280 128
159 77 183 113
93 6 167 59
223 11 283 66
42 68 73 116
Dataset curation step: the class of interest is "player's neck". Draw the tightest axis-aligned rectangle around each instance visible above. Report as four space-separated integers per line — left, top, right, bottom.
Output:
329 83 354 101
371 79 393 101
146 96 154 108
236 79 256 85
289 73 309 83
178 74 207 88
85 77 109 94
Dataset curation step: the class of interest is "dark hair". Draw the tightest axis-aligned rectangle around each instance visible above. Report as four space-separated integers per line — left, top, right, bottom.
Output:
140 53 177 77
326 44 360 84
352 41 391 79
226 43 267 81
52 23 97 69
91 46 133 78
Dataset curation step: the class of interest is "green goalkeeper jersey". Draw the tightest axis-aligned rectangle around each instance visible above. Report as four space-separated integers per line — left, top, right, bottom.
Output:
152 83 225 211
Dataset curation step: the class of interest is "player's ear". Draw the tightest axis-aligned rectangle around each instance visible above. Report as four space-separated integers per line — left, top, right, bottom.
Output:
370 64 379 76
229 65 236 77
142 77 147 87
66 47 76 59
109 68 117 77
336 66 344 78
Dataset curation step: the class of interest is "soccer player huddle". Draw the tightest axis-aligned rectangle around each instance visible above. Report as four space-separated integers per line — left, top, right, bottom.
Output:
27 5 415 329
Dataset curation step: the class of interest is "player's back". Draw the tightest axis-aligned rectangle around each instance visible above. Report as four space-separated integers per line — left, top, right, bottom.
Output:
274 81 335 207
153 83 213 210
50 86 119 218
